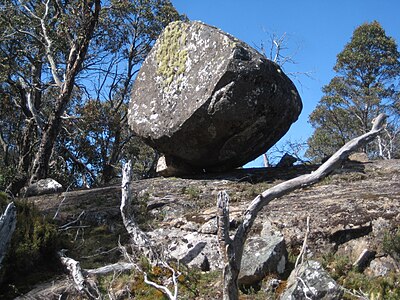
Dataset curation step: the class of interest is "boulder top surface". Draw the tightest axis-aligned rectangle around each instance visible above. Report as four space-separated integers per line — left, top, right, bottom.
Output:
129 20 302 172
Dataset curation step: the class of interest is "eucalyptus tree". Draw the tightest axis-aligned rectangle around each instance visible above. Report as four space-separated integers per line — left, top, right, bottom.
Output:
0 0 184 188
68 0 185 185
307 21 400 161
0 0 101 186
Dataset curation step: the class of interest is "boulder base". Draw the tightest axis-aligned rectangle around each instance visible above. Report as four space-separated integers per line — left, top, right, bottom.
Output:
129 21 302 173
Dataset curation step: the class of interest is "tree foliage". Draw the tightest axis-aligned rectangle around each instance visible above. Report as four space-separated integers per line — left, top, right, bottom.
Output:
0 0 185 189
307 21 400 162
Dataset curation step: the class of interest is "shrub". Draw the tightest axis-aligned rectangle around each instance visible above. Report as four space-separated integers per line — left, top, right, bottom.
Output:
383 227 400 262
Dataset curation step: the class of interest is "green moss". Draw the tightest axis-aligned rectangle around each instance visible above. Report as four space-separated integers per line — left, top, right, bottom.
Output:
0 201 64 298
156 21 188 89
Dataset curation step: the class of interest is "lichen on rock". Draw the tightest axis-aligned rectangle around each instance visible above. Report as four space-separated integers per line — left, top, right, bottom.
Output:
155 21 189 88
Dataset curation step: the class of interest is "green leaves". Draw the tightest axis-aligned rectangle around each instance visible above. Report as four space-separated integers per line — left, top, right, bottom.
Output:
0 0 184 187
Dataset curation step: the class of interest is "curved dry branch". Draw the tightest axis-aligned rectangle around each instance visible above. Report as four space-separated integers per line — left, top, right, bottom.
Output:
218 113 387 300
58 252 101 299
237 113 387 241
121 161 159 264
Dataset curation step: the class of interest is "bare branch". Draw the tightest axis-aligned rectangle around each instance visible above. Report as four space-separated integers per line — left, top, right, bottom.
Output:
118 242 180 300
219 113 387 299
217 191 232 262
58 211 85 230
238 113 387 241
19 0 63 87
121 161 159 264
87 262 136 276
143 263 180 300
295 215 310 268
58 251 101 299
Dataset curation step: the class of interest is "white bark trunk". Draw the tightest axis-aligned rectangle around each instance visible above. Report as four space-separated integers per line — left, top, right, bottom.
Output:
0 202 17 269
121 161 159 264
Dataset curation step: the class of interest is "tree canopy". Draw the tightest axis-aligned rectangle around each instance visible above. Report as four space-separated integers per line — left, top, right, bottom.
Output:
307 21 400 162
0 0 186 191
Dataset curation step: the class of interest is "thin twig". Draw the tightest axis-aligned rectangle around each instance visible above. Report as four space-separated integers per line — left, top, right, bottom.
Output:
295 215 310 268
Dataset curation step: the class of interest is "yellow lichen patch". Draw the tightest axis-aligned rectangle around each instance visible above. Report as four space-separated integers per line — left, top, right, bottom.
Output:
156 21 189 88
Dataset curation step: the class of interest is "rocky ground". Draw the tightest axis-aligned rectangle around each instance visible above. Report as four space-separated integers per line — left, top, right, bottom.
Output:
6 159 400 299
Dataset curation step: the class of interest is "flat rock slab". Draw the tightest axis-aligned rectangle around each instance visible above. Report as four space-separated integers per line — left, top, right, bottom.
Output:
129 21 302 173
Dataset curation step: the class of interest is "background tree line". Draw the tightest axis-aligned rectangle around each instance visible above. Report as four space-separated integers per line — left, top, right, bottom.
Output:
0 0 186 191
306 21 400 162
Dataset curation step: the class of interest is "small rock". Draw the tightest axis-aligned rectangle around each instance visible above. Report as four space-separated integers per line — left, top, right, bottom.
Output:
365 256 400 277
180 221 200 232
348 152 369 163
353 248 376 271
276 153 297 168
264 278 281 294
169 217 186 228
25 178 64 197
280 260 343 300
199 218 218 234
156 155 196 176
336 237 372 264
261 220 282 237
150 228 223 270
238 235 287 287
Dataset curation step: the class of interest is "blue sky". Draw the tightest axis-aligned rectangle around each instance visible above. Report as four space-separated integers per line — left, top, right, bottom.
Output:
170 0 400 167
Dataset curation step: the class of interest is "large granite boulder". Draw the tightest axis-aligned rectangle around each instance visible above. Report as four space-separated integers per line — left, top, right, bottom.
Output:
129 21 302 173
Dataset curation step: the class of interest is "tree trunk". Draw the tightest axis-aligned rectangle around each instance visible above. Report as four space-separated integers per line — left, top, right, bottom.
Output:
222 252 241 300
18 119 36 175
29 113 62 183
29 0 101 184
121 161 159 264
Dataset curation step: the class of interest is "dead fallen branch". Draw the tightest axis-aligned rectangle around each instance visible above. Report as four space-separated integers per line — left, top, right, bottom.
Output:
58 251 101 299
217 113 387 300
295 215 310 268
120 161 159 264
87 261 136 276
0 202 17 270
120 161 181 300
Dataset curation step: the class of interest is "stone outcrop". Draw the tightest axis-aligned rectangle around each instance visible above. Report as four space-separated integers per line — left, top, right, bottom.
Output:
18 159 400 298
129 21 302 174
149 228 222 271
